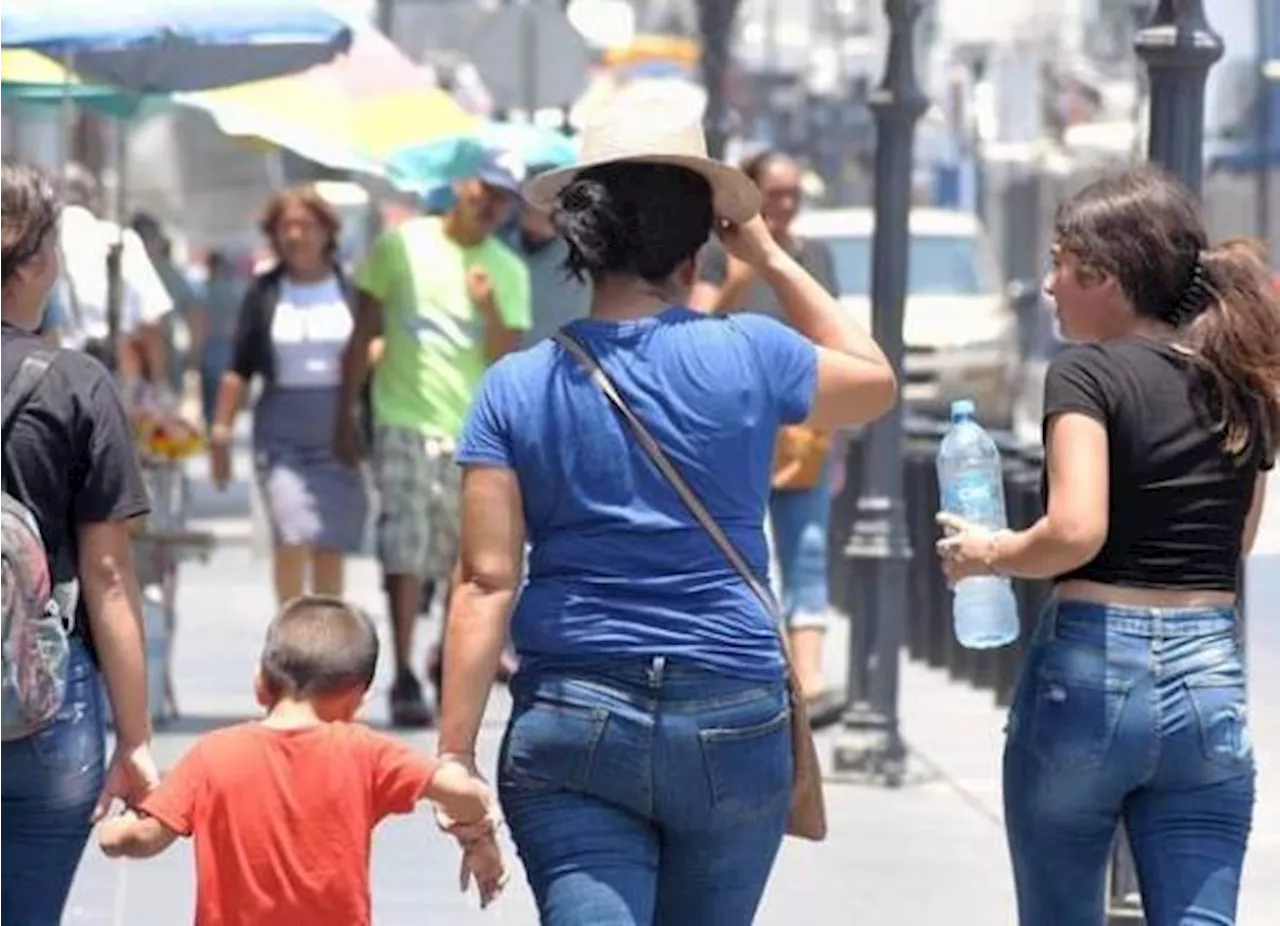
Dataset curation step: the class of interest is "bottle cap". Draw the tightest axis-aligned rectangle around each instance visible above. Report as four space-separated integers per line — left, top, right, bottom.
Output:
950 399 976 421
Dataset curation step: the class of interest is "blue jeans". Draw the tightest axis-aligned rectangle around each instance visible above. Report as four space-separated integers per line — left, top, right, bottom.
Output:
1004 601 1254 926
2 639 106 925
499 657 791 926
768 465 831 630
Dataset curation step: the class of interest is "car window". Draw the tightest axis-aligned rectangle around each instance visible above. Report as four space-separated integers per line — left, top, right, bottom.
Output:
822 233 997 297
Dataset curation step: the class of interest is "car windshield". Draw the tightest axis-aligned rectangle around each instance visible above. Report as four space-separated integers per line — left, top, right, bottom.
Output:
823 233 996 297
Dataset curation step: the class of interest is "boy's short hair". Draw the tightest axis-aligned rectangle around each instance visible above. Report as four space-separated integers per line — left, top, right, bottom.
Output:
259 596 379 699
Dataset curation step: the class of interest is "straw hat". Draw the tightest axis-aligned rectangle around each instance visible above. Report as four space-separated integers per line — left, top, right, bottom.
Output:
522 81 761 224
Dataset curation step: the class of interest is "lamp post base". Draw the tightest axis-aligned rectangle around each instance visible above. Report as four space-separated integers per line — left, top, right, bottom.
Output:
836 492 912 787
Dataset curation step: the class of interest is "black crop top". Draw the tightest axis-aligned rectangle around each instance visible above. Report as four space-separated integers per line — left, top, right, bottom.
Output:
1041 338 1272 591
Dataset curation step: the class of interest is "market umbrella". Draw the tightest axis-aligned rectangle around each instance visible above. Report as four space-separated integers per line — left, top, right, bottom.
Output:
178 25 475 175
385 121 578 194
0 49 169 119
0 0 353 93
1 1 351 364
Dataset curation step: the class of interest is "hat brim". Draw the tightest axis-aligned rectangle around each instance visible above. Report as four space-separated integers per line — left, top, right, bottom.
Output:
523 154 762 225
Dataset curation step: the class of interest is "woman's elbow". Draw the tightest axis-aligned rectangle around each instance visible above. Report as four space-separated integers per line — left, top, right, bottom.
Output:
864 367 899 421
819 366 898 428
1055 519 1106 568
457 559 522 598
78 527 134 591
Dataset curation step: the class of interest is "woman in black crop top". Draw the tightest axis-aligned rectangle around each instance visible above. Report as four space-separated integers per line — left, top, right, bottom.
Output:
935 167 1279 926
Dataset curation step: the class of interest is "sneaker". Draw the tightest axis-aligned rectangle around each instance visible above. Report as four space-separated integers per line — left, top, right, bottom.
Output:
389 670 434 729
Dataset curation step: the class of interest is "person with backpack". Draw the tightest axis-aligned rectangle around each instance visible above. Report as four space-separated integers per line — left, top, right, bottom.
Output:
1 157 160 924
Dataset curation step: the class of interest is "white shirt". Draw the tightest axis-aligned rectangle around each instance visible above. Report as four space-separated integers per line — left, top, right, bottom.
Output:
56 205 173 347
270 275 352 389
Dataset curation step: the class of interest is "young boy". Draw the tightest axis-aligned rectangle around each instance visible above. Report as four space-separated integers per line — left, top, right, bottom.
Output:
98 595 506 924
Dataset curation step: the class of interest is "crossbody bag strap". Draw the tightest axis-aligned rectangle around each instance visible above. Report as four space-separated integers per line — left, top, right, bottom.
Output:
554 330 782 624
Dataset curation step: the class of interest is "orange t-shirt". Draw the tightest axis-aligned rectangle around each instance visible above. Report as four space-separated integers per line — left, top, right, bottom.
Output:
141 721 437 926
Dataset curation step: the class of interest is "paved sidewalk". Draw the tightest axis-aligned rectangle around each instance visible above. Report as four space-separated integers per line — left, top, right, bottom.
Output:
66 545 1019 925
61 462 1279 924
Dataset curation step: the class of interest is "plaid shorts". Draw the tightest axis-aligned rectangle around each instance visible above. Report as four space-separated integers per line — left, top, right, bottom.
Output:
373 425 461 579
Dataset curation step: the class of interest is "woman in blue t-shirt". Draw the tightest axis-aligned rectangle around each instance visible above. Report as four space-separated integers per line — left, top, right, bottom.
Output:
431 91 897 924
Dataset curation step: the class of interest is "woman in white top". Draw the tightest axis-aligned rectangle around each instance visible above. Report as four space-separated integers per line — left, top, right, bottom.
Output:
208 187 368 602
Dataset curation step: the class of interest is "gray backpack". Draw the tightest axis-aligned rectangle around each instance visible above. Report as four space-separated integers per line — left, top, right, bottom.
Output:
2 351 77 740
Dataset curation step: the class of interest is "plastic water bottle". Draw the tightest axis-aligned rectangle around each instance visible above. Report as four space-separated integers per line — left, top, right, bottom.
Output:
936 399 1020 649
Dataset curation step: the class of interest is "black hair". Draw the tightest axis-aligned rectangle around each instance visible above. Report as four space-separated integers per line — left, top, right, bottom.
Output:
551 162 713 284
741 149 797 186
259 595 379 700
2 157 59 289
130 211 163 239
1056 165 1280 463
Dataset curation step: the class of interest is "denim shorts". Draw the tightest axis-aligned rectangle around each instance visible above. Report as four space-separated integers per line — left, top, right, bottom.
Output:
1004 600 1254 925
2 638 106 925
767 462 831 631
499 657 791 926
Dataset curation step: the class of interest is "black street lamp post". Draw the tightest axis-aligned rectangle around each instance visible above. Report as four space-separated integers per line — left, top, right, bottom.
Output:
1133 0 1224 195
697 0 744 160
833 0 929 785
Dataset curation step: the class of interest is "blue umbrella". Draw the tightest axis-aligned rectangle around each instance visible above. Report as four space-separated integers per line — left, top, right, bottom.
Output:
386 122 578 194
0 0 352 93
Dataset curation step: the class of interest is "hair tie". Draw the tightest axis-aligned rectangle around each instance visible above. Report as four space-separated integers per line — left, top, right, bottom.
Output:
1170 253 1215 326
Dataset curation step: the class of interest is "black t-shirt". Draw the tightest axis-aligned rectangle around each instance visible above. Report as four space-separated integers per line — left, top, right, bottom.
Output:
2 324 151 653
1042 337 1271 591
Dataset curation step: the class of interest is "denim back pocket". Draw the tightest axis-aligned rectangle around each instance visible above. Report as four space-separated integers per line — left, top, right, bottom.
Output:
1028 663 1134 772
499 695 609 793
1186 669 1253 773
28 665 105 802
698 692 792 821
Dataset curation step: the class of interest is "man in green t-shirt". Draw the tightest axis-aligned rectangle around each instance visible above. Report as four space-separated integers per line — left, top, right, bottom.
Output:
336 152 531 726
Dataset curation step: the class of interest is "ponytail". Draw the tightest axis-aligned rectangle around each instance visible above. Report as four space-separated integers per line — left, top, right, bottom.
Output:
1186 238 1280 465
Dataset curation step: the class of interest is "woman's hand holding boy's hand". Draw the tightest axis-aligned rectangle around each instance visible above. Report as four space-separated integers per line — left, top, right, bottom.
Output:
98 808 142 857
430 758 508 907
460 832 509 909
430 758 494 833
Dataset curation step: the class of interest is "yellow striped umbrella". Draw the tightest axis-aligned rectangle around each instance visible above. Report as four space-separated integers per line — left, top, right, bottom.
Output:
179 26 476 173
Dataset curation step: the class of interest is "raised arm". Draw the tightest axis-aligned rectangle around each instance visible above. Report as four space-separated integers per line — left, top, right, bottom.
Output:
715 216 896 429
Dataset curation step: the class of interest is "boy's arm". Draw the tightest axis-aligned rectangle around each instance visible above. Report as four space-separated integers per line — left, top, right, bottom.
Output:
424 759 494 830
363 729 495 830
99 809 179 859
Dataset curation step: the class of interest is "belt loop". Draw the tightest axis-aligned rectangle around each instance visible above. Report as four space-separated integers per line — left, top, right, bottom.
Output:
647 656 666 689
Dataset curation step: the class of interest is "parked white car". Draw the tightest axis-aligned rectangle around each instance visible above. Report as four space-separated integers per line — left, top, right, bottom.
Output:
793 208 1020 428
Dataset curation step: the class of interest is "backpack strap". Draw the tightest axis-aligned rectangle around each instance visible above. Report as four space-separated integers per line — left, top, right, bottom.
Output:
2 350 59 500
